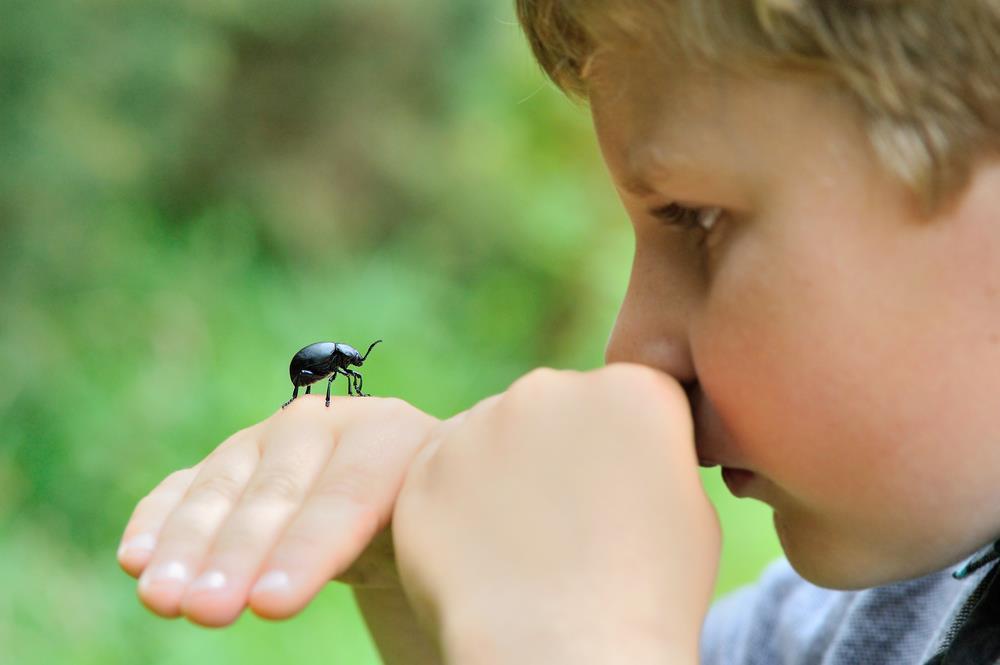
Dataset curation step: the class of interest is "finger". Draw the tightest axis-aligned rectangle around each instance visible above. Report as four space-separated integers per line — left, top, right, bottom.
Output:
119 424 262 579
178 407 343 627
247 404 435 618
135 431 261 619
117 465 202 577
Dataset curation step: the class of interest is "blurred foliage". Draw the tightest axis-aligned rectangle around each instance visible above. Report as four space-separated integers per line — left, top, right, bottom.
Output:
0 1 780 663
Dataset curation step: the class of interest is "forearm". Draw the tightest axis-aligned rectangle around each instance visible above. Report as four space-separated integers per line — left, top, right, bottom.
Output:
440 607 700 665
353 587 444 665
445 636 697 665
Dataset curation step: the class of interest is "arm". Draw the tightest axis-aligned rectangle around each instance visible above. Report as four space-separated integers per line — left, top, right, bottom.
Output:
354 579 698 665
391 365 718 665
353 586 444 665
439 600 700 665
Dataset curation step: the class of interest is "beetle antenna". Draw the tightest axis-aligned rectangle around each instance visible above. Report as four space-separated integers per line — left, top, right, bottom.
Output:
362 339 383 361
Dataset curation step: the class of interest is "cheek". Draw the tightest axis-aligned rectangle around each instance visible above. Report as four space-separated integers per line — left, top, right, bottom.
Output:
690 197 1000 581
693 228 911 505
698 208 1000 540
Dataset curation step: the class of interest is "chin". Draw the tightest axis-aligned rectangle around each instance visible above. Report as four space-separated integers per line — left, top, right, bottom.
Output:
773 511 907 590
773 508 998 590
783 550 882 590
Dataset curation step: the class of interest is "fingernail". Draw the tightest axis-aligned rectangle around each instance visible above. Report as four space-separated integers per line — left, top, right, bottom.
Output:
118 533 156 558
139 561 189 592
251 570 290 595
189 569 228 592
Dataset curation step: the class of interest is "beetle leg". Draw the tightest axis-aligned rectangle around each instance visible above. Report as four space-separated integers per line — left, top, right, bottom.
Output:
332 368 354 396
282 370 318 408
325 373 337 407
343 369 366 397
281 384 299 409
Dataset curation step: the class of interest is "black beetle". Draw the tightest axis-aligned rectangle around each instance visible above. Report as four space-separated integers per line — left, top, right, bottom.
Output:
282 340 382 408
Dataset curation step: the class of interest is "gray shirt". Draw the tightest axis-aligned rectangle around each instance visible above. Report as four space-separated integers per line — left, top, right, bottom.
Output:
700 540 1000 664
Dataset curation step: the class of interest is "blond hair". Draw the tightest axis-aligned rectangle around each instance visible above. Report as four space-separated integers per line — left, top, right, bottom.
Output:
516 0 1000 213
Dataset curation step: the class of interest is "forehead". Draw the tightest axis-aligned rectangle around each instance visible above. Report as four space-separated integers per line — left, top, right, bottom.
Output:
586 47 855 197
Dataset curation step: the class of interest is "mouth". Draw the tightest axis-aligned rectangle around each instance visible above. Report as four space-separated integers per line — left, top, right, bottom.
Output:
697 450 757 496
721 467 757 497
687 386 758 497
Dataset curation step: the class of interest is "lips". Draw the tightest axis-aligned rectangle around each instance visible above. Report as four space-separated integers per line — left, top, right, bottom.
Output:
721 467 756 497
685 385 759 499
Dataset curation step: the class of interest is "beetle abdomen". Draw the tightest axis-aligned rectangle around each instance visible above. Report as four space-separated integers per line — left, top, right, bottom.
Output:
289 341 338 384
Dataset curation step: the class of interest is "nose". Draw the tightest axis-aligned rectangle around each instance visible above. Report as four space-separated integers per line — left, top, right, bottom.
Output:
603 245 700 386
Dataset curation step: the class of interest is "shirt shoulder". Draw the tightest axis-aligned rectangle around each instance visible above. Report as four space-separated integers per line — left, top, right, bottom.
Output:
700 556 988 665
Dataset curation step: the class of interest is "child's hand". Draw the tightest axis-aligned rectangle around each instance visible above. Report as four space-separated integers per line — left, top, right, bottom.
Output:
117 394 437 627
392 364 721 664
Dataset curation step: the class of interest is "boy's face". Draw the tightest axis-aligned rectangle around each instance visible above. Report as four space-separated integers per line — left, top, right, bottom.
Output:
590 45 1000 589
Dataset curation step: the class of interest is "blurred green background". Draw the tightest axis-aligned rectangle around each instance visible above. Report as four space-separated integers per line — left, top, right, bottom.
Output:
0 0 781 662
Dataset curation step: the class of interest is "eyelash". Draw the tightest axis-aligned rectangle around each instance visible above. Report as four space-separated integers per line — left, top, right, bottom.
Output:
650 203 722 246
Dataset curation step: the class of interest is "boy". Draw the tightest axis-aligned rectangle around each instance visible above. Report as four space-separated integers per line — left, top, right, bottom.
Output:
117 1 1000 663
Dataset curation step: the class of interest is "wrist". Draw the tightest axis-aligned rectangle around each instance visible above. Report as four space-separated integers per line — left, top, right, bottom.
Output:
440 604 699 665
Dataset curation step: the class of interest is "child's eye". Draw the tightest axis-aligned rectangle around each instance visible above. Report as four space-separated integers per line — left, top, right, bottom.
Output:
650 202 723 241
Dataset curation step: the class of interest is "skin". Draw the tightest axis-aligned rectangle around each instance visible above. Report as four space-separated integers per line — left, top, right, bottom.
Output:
392 365 719 664
117 395 438 628
588 44 1000 589
119 376 718 664
118 32 1000 661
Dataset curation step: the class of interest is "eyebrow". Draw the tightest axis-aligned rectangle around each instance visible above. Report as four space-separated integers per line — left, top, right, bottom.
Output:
618 148 679 198
619 165 677 198
619 174 658 197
